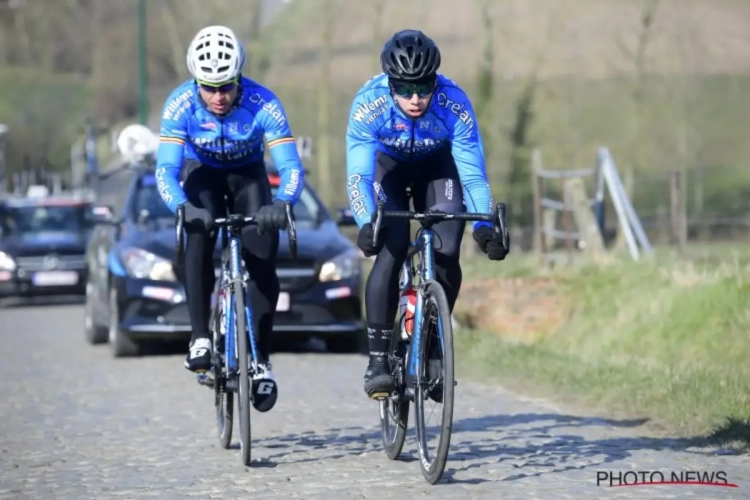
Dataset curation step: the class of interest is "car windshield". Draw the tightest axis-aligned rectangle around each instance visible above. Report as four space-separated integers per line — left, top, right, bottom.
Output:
133 179 174 220
0 203 89 237
134 176 322 226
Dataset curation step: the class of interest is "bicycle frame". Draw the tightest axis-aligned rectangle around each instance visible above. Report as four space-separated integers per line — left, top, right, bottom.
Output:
373 200 509 381
173 202 298 377
404 228 439 379
218 228 260 373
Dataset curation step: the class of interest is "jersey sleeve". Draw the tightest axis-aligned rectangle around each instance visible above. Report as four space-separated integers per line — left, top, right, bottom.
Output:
345 95 380 228
446 89 494 229
155 91 190 213
258 92 304 204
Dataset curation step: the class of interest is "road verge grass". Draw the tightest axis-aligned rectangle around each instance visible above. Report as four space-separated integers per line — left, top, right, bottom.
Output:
453 247 750 452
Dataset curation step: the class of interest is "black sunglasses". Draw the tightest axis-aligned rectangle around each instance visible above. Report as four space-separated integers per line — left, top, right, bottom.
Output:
390 80 435 98
197 78 239 94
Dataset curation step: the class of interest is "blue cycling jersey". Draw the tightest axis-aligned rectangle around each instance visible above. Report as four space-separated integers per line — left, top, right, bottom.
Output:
345 73 493 230
156 76 304 213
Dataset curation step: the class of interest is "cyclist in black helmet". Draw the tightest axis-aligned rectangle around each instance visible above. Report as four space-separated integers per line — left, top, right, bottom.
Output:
346 29 509 399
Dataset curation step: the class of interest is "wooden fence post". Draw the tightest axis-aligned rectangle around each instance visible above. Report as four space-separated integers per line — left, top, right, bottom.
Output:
670 169 687 251
531 148 544 264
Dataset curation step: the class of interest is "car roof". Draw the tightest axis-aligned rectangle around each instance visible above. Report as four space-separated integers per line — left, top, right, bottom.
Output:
1 195 93 208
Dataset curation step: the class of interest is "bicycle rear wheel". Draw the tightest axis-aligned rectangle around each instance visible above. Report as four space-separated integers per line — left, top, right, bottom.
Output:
211 282 233 449
234 282 252 466
379 325 410 460
414 281 454 484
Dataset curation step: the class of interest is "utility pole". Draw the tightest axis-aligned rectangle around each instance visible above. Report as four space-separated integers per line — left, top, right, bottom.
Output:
137 0 149 125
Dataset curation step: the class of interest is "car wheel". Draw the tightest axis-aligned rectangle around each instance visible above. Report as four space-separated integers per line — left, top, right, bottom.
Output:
108 287 140 357
84 282 109 344
327 330 367 355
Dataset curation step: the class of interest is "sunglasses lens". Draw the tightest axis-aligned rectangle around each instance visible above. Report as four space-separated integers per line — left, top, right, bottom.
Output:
393 82 432 97
199 80 237 93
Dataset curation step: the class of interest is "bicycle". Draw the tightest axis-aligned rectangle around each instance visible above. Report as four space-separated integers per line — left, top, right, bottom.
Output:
174 202 297 467
371 199 508 484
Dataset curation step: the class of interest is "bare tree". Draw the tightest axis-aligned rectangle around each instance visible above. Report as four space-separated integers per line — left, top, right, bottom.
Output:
505 2 561 227
671 4 707 220
474 0 496 161
372 0 386 71
158 0 187 80
610 0 660 251
9 0 33 65
245 0 267 78
316 0 334 204
621 0 661 182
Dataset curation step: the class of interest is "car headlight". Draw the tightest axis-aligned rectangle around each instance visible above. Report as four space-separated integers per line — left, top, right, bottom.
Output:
0 251 16 271
119 247 176 281
319 249 361 282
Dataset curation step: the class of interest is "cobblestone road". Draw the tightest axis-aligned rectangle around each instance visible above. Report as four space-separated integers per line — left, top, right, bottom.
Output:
0 303 748 499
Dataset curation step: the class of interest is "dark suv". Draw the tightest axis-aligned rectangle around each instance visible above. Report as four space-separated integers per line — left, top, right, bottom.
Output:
0 192 96 300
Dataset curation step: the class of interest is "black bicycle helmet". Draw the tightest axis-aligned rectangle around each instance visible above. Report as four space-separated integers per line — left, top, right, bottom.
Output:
380 29 441 82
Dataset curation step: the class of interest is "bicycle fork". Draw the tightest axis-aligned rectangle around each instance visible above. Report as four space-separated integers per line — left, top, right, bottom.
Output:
228 236 260 377
196 236 261 388
404 230 452 396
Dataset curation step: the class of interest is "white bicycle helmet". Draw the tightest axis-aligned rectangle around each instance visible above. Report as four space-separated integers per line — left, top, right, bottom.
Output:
186 26 245 83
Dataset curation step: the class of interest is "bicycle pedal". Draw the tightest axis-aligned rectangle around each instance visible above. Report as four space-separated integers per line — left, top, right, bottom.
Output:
196 372 215 388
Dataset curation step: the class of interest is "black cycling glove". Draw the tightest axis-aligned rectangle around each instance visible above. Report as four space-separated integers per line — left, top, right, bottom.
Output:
473 225 509 261
356 223 387 257
182 202 214 232
255 200 288 235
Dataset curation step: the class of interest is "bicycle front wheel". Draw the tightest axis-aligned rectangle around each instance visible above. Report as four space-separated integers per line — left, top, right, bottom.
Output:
379 325 410 460
234 283 252 467
414 281 455 485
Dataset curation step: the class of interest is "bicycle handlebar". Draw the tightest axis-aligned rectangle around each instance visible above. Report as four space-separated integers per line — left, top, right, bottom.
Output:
174 201 297 268
371 200 509 250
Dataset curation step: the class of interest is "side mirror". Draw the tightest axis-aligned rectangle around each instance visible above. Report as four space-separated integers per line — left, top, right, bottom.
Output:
336 207 357 227
86 204 118 225
137 208 150 226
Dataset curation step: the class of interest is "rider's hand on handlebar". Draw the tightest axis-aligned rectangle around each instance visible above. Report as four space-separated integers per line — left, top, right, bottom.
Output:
473 225 509 261
255 200 288 235
357 223 387 257
182 201 215 232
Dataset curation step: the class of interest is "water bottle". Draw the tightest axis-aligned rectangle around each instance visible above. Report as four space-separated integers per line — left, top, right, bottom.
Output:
398 260 416 340
398 287 417 340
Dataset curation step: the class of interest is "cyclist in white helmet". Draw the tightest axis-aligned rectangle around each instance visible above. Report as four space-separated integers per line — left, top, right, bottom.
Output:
155 25 305 412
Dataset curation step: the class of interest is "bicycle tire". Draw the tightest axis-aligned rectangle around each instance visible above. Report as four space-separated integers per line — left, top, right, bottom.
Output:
414 280 455 485
234 280 252 467
379 325 410 460
212 281 233 449
216 376 233 449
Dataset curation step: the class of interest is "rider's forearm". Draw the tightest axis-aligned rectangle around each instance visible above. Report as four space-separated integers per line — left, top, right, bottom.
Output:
346 143 378 228
453 155 494 229
268 141 304 204
155 142 187 213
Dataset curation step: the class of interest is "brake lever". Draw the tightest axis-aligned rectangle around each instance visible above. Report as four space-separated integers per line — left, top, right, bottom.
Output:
371 201 385 248
494 202 510 250
284 201 298 261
